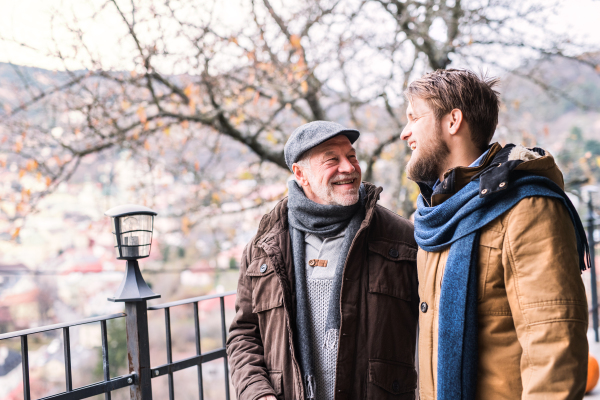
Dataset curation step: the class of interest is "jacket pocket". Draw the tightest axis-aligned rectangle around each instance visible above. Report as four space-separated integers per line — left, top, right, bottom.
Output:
268 370 283 397
368 240 417 301
367 359 416 399
247 258 283 313
248 258 287 372
477 228 504 303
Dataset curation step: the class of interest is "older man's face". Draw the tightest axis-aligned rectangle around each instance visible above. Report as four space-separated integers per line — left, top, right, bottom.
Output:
294 135 362 206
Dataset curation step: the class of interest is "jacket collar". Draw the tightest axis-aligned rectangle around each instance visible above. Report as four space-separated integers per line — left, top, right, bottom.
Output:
419 143 502 207
418 142 563 207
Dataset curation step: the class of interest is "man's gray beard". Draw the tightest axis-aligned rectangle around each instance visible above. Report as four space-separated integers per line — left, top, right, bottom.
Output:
306 172 360 206
406 124 450 183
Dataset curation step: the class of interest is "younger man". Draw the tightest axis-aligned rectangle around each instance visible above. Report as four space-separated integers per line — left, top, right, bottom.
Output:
402 69 589 399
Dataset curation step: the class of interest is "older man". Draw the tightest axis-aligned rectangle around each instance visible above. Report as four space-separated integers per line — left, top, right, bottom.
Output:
227 121 418 400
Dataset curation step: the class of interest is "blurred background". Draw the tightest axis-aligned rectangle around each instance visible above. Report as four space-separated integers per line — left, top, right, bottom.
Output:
0 0 599 398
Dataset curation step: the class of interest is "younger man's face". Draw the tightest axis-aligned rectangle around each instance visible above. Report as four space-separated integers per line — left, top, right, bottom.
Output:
400 97 450 183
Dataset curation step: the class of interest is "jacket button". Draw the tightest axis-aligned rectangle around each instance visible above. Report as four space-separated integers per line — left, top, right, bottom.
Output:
260 264 267 273
392 379 400 393
421 302 428 313
388 248 399 258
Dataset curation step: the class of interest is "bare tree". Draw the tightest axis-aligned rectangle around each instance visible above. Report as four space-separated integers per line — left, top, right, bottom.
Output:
0 0 598 232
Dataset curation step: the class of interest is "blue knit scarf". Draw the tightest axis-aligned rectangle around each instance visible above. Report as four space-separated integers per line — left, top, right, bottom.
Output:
414 174 589 400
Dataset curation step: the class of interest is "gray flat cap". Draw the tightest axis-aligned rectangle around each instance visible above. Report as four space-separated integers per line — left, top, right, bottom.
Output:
283 121 360 171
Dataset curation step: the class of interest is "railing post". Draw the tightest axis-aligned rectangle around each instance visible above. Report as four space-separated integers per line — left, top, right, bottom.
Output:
101 319 112 400
588 195 599 342
63 327 73 392
108 259 160 399
21 335 30 400
125 301 153 399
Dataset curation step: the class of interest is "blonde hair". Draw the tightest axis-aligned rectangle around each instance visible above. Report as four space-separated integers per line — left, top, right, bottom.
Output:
405 69 500 151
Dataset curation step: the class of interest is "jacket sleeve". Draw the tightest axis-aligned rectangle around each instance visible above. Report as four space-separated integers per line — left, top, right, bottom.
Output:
226 244 277 400
503 196 588 399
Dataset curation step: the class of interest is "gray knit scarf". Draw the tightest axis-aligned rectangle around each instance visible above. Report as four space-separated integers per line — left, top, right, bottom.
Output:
287 180 365 400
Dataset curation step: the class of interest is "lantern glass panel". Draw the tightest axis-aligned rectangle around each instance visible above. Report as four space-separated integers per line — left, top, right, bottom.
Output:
112 214 154 259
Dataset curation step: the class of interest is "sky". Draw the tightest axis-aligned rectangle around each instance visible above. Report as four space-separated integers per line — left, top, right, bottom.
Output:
0 0 599 71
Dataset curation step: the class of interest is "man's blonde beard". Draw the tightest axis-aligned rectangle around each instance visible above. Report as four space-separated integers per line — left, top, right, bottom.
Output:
406 121 450 183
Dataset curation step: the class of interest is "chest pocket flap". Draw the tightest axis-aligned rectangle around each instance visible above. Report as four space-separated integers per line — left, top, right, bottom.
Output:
369 240 417 261
368 240 417 301
247 258 283 313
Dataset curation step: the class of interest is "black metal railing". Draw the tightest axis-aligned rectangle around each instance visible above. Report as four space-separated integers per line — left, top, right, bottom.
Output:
0 290 237 400
586 193 600 342
0 313 134 400
147 291 235 400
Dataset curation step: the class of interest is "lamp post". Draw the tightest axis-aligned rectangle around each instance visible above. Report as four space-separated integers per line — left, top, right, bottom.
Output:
583 186 599 342
105 204 159 399
105 204 160 302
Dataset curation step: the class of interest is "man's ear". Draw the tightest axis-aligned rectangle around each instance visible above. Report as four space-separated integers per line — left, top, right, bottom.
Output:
447 108 464 136
292 164 310 187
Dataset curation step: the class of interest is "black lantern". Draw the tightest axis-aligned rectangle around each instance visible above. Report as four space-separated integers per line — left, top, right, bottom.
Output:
105 204 160 302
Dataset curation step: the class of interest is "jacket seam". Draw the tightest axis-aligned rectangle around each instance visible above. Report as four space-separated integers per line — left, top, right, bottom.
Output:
522 299 588 309
367 237 418 249
505 205 527 323
526 318 588 327
505 204 536 381
478 310 512 316
478 246 490 300
524 325 535 386
369 358 415 368
484 227 505 234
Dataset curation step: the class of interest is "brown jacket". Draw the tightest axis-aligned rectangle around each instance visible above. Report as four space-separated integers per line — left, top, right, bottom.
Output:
227 183 419 400
417 143 589 400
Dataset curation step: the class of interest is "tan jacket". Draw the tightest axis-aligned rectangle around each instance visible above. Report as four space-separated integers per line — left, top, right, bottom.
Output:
417 143 589 400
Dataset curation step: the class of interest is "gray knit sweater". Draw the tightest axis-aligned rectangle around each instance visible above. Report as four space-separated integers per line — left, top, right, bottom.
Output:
304 229 345 400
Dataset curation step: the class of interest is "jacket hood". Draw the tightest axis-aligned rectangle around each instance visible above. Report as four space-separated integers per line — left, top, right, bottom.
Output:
420 142 565 207
253 181 383 246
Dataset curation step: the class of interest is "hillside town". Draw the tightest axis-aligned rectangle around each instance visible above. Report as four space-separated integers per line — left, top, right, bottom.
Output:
1 0 600 399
